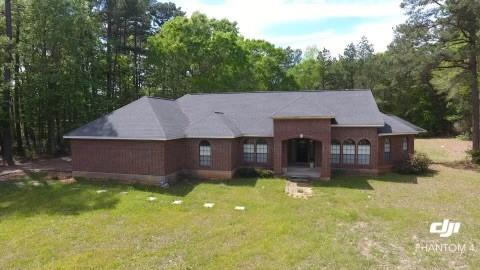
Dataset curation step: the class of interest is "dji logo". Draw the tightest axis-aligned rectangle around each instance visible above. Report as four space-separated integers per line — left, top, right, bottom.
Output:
430 219 461 238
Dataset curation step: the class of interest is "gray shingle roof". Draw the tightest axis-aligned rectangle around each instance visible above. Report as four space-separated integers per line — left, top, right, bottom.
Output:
64 97 188 140
64 90 424 140
185 112 242 138
379 113 426 135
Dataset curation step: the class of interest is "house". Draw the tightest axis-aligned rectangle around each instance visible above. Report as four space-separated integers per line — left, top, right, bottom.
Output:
64 90 425 184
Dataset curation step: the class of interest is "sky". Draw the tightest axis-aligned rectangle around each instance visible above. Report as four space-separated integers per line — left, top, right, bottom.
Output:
170 0 406 56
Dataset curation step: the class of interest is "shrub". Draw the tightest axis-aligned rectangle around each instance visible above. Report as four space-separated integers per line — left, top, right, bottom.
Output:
256 168 274 178
234 167 274 178
467 150 480 165
395 152 432 175
234 167 258 178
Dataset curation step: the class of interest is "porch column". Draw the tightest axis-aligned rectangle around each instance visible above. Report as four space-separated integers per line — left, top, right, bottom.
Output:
273 139 282 174
321 139 331 180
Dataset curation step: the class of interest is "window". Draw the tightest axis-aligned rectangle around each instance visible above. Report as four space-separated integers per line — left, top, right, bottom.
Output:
256 139 268 163
342 139 355 164
243 139 255 162
331 140 341 164
402 137 408 156
199 140 211 167
384 138 391 161
357 139 371 165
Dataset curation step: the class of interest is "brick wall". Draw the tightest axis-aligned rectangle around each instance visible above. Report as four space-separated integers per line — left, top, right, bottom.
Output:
182 138 234 171
273 119 331 179
71 139 165 176
378 135 414 171
71 133 416 181
164 139 185 175
331 127 379 170
231 137 274 169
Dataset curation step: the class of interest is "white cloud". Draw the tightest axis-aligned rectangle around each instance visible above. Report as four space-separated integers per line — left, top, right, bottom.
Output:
172 0 406 55
264 16 405 55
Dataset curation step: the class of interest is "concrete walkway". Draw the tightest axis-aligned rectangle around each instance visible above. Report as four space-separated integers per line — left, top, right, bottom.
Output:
285 180 313 199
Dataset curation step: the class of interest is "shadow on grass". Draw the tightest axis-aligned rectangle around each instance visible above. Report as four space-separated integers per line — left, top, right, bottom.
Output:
434 161 479 172
313 171 425 190
0 179 120 218
77 177 259 198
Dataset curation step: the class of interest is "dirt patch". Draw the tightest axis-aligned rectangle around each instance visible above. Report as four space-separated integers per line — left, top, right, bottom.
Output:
0 157 72 182
416 138 471 163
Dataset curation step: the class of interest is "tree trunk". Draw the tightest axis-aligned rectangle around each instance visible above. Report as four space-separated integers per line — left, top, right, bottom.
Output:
2 0 15 165
470 45 479 151
13 13 24 156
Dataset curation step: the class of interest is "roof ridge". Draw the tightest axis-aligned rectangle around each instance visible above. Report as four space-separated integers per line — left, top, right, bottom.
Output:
269 93 306 117
145 97 167 137
185 111 241 137
180 89 371 96
215 113 241 136
145 95 176 101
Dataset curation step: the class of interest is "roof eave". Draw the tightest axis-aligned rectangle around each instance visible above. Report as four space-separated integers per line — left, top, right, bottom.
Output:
63 136 169 141
378 132 423 136
272 115 335 120
332 124 385 127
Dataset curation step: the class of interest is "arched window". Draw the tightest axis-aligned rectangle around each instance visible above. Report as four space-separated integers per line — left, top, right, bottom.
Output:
199 140 211 166
243 139 255 162
331 140 341 164
384 138 391 161
402 137 408 156
342 139 355 164
256 139 268 163
358 139 371 165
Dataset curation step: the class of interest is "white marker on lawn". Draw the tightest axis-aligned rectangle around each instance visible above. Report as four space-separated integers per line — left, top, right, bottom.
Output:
234 206 245 211
172 200 183 205
147 196 157 201
96 189 107 193
203 203 215 208
30 181 42 187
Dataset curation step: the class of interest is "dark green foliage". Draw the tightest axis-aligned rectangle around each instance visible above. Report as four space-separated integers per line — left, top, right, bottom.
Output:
1 0 479 159
256 168 274 178
467 150 480 165
234 167 274 178
395 152 432 175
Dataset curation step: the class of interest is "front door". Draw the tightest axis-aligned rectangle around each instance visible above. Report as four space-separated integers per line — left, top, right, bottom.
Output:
296 139 309 163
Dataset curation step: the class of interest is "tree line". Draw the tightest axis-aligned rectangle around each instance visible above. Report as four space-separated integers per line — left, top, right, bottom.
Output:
1 0 479 164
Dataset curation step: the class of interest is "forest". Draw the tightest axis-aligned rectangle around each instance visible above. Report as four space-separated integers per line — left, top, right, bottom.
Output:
0 0 479 164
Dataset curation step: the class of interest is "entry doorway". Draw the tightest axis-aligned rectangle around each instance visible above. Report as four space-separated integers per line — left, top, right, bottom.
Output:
287 139 316 167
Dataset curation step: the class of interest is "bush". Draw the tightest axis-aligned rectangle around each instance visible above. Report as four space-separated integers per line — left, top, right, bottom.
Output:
256 168 274 178
467 150 480 165
234 167 274 178
234 167 258 178
395 152 432 175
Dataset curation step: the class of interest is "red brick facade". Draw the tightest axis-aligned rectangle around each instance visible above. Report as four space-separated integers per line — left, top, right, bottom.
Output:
273 119 331 179
69 121 416 183
331 127 379 171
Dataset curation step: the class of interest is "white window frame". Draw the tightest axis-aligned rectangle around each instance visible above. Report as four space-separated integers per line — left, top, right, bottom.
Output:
342 140 355 165
331 141 341 164
357 140 371 165
199 141 211 167
256 140 268 163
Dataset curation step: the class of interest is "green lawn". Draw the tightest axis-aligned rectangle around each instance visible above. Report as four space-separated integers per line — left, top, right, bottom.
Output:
1 140 479 269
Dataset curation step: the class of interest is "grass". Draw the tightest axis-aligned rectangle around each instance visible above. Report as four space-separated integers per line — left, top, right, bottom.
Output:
0 139 479 269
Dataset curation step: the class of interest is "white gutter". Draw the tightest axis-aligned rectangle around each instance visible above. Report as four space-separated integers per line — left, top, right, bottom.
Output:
63 136 169 141
331 124 384 127
378 132 420 136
